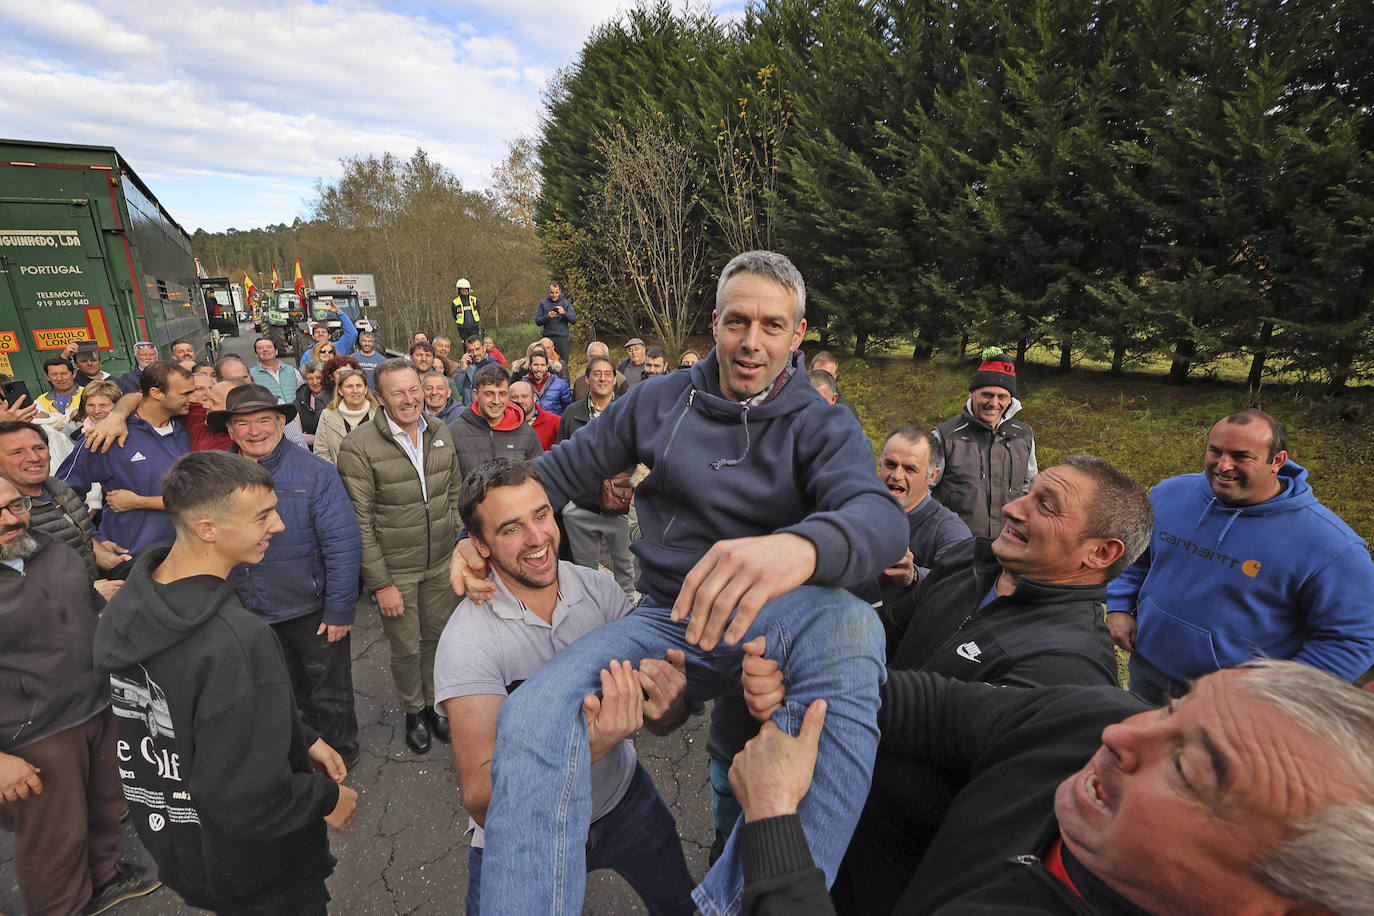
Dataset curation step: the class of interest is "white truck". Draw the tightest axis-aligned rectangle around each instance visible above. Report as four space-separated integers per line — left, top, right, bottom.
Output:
310 273 379 336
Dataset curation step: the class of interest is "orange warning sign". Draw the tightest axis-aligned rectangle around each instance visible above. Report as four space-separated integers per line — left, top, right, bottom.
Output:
0 331 18 353
83 307 113 349
33 327 91 350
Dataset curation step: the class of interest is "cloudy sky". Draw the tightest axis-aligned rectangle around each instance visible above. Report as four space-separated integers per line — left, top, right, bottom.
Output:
1 0 740 233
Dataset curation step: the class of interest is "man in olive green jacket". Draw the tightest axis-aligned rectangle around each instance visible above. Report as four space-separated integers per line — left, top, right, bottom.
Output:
336 359 464 755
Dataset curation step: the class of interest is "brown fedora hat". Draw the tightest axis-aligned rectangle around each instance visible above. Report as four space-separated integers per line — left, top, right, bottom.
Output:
207 384 298 433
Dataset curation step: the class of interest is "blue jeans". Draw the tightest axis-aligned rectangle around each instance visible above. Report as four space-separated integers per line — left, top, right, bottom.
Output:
480 587 886 915
466 763 693 915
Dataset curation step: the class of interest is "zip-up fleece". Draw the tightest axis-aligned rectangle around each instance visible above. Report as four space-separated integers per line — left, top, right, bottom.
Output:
228 437 362 626
432 396 463 424
1107 460 1374 683
887 538 1117 688
931 398 1037 538
446 401 543 472
336 410 463 589
742 674 1146 914
534 349 908 602
93 548 339 909
0 533 106 752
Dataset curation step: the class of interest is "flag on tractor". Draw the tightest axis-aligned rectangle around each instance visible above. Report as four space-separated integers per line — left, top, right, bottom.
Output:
243 273 256 303
271 266 281 290
293 257 306 299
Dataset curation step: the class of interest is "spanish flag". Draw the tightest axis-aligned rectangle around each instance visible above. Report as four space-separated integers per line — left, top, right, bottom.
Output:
294 257 306 299
243 273 256 303
271 266 281 290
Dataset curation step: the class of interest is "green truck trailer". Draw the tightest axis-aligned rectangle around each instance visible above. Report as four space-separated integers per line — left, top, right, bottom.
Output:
0 139 215 392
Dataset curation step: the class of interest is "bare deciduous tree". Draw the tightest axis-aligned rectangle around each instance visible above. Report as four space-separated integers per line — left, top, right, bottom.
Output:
592 114 708 355
491 136 541 229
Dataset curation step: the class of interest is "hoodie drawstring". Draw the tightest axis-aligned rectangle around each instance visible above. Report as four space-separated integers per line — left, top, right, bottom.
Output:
1194 498 1242 548
710 405 752 470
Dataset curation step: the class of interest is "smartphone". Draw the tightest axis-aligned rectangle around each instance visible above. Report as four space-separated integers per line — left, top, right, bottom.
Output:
3 379 29 407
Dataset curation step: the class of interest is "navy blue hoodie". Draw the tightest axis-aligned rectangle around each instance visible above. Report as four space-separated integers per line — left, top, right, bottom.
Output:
534 349 907 603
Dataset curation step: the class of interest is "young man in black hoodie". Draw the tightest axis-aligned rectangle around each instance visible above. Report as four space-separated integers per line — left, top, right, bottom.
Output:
94 451 358 915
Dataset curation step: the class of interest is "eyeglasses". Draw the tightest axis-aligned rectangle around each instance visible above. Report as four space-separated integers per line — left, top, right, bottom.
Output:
0 496 32 517
318 348 337 356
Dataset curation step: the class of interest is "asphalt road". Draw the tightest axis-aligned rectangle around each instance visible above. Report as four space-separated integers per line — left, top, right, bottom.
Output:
1 335 719 914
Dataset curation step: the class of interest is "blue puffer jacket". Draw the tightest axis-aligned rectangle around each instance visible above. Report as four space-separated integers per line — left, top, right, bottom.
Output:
527 372 572 414
228 437 362 626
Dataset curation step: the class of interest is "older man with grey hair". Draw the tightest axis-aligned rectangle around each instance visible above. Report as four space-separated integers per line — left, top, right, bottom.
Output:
337 358 463 756
730 454 1153 909
807 368 838 404
736 659 1374 916
115 341 160 393
571 340 629 401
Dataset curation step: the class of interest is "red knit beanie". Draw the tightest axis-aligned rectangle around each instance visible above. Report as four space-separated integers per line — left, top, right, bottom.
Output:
969 347 1017 396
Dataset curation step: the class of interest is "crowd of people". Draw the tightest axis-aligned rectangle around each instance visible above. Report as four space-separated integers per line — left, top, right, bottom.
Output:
1 251 1372 916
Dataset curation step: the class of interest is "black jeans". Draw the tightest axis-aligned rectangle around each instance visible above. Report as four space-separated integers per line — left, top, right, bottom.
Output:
546 334 571 369
271 609 359 758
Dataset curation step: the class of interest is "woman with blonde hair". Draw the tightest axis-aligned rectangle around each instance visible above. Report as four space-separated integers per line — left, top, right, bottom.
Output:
313 367 377 464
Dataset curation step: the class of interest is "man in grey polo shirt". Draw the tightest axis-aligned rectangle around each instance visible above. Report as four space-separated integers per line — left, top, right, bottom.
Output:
434 458 694 914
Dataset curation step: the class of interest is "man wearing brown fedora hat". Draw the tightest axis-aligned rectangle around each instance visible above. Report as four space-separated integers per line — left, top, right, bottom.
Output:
207 385 364 765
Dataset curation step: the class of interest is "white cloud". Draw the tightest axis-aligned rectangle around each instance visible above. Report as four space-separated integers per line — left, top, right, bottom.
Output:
0 0 735 230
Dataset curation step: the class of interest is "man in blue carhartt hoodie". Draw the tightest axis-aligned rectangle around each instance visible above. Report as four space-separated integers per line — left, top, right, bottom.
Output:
453 250 909 916
1107 408 1374 703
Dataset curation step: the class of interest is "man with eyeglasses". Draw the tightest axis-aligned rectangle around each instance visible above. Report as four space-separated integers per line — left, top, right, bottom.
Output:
0 476 162 915
116 341 159 393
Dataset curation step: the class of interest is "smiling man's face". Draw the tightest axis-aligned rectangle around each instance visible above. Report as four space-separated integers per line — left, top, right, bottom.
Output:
879 434 937 512
472 477 560 590
1204 419 1285 506
712 273 805 402
0 429 51 495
